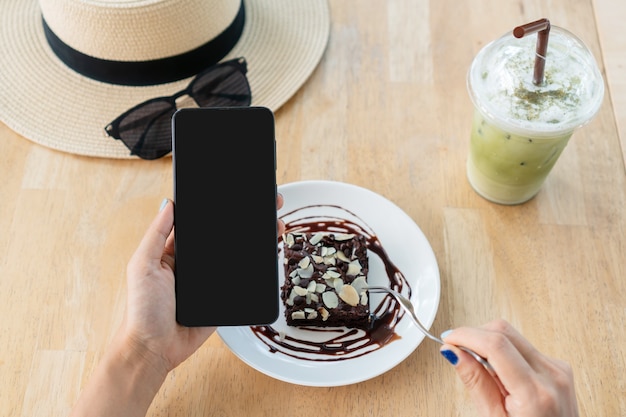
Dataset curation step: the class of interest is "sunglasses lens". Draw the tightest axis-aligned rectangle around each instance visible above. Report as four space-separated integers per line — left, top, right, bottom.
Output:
116 99 175 159
191 63 251 107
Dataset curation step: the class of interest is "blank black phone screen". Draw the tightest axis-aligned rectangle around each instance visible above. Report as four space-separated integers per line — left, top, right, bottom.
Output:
172 107 279 326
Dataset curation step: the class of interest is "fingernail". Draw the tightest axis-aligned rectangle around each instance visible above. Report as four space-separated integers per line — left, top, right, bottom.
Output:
159 198 169 212
440 349 459 366
440 329 453 339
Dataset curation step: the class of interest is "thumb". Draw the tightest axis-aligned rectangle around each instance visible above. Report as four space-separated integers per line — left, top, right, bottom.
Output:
130 198 174 268
440 344 506 416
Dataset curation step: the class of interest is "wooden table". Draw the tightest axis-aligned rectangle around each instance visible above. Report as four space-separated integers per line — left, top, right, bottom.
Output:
1 1 624 415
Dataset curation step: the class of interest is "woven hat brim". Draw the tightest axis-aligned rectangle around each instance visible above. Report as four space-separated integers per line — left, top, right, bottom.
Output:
0 0 330 159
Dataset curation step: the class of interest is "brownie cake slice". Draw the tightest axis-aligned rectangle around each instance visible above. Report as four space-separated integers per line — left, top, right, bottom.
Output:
281 232 371 329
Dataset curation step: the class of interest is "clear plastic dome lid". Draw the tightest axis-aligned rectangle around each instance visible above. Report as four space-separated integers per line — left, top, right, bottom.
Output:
467 26 604 137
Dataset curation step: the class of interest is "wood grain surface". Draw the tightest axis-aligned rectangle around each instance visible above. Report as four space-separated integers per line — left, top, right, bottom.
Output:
1 0 624 416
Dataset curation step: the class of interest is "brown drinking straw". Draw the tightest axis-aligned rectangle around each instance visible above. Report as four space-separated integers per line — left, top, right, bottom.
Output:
513 18 551 85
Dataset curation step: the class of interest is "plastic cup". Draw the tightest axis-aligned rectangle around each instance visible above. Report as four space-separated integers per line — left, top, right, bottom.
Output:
466 25 604 205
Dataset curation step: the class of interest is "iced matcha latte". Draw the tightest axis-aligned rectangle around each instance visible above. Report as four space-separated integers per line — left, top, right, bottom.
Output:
466 23 604 205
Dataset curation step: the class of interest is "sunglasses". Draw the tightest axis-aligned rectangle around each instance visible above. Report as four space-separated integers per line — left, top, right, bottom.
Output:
105 57 251 160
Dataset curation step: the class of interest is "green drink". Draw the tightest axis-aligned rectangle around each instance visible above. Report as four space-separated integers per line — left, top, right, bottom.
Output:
466 23 604 205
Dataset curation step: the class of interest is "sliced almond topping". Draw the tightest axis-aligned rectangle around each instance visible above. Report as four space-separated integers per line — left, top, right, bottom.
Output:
335 251 350 263
338 284 359 306
360 292 368 305
293 286 308 296
322 270 341 279
296 263 314 279
311 254 324 264
351 276 367 293
322 291 339 309
321 246 336 257
286 289 297 306
331 278 344 291
291 311 306 320
298 256 311 269
309 232 325 245
346 260 362 276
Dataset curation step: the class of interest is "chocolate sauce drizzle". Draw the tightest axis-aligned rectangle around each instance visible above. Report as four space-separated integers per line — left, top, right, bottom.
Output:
251 204 412 362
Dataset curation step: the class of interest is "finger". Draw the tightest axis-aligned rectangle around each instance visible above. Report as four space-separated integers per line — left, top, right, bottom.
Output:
480 319 541 365
277 193 285 236
161 223 176 270
440 344 506 415
132 199 175 266
441 325 536 395
479 319 563 385
277 219 286 237
277 192 284 210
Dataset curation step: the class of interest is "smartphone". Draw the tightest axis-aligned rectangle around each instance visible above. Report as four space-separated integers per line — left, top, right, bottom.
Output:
172 107 279 327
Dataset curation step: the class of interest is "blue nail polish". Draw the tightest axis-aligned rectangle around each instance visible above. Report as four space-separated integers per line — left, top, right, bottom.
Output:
440 329 453 339
159 198 168 212
441 349 459 365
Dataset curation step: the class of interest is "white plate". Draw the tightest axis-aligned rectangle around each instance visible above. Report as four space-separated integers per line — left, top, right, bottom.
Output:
217 180 441 387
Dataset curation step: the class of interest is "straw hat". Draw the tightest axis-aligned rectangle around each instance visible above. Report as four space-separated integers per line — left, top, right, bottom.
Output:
0 0 330 159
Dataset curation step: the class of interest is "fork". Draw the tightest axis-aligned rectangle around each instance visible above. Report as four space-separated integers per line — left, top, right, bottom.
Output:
366 285 498 379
